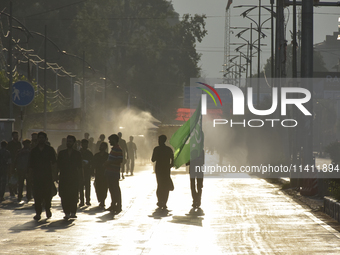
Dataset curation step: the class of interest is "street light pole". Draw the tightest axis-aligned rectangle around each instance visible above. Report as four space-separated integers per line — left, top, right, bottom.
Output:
301 0 314 193
44 25 47 132
9 1 13 119
271 0 275 78
82 51 86 133
257 0 261 107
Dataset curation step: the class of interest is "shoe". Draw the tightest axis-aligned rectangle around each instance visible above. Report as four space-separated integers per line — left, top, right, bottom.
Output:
114 209 122 215
99 202 105 208
70 213 77 219
33 214 41 221
131 173 134 176
46 210 52 219
63 214 70 220
86 202 91 206
79 202 85 207
105 206 114 211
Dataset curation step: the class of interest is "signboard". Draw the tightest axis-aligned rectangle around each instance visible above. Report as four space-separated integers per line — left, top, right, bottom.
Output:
12 81 35 106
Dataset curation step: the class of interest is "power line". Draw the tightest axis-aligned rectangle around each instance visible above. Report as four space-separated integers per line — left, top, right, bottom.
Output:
25 0 87 18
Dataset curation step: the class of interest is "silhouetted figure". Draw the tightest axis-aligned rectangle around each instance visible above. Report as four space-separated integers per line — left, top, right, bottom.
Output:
126 136 137 175
89 137 94 152
118 132 128 179
7 131 22 196
75 140 81 151
15 139 32 202
188 150 204 209
57 135 82 220
83 133 93 151
79 139 93 206
84 133 90 140
151 135 174 210
0 141 11 202
29 132 57 220
93 142 109 208
57 138 67 154
95 134 106 154
31 132 38 149
104 134 123 214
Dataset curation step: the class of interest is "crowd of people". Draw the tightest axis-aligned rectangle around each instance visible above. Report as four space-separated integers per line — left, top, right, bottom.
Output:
0 131 204 221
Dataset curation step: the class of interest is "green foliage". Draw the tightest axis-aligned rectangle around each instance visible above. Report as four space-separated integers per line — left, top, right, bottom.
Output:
329 179 340 201
72 0 207 121
0 0 207 122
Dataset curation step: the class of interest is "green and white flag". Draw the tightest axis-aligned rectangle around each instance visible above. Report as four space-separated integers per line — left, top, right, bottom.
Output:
170 101 204 168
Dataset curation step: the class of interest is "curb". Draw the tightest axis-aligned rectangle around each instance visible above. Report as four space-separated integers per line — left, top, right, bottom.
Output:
324 196 340 223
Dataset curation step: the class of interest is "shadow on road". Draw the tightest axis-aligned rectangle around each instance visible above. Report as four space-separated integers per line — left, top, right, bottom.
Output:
79 205 104 215
148 208 173 219
170 208 205 227
96 212 115 222
9 219 75 233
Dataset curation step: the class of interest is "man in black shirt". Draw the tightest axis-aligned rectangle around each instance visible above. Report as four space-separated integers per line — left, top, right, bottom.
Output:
151 135 174 210
79 139 93 206
7 131 22 196
57 135 82 219
29 132 57 220
188 149 204 209
0 141 11 202
93 142 109 208
118 132 128 180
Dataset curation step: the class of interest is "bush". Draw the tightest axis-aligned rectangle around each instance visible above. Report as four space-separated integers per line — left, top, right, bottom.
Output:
329 179 340 201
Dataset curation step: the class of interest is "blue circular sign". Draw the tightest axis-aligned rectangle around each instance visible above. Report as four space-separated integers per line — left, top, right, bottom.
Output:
12 81 35 106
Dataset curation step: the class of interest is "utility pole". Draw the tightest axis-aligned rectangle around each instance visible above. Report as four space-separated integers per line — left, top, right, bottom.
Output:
275 0 285 79
291 0 299 188
271 0 275 78
301 0 314 190
9 1 13 119
104 67 107 119
250 23 253 88
257 0 261 107
82 51 86 133
43 25 47 132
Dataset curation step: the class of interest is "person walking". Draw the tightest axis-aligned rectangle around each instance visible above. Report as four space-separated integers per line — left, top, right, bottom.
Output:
151 135 174 210
104 134 123 214
57 135 82 219
79 139 93 206
93 142 109 208
0 141 11 202
126 136 137 175
29 132 57 220
7 131 22 196
117 132 128 179
15 139 32 202
188 149 204 209
95 134 106 154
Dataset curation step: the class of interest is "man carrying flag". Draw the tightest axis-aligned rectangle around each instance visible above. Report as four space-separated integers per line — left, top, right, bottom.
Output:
170 100 204 208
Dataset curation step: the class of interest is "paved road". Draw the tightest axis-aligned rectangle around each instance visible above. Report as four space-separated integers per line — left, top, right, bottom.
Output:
1 164 340 254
